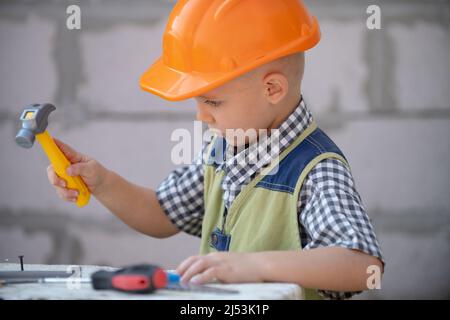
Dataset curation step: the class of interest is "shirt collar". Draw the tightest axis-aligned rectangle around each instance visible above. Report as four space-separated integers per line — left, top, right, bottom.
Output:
217 96 314 185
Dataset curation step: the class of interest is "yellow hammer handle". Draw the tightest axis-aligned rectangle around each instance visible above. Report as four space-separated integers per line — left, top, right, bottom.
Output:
35 131 90 207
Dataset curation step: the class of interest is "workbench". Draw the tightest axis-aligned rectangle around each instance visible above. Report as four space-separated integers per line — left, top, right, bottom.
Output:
0 263 304 300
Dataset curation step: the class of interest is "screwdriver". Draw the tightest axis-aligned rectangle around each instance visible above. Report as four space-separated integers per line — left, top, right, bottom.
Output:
0 264 167 294
0 264 239 294
91 264 167 294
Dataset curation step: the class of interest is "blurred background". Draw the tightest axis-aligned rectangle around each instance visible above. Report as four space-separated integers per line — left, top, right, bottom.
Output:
0 0 449 299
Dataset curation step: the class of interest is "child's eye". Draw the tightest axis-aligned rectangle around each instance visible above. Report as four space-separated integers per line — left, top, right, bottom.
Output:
204 100 222 107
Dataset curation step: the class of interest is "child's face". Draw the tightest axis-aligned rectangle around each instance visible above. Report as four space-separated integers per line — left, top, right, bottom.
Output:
194 75 274 144
194 53 304 147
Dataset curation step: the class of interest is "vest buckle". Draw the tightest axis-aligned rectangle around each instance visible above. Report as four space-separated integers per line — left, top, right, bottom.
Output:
210 228 231 251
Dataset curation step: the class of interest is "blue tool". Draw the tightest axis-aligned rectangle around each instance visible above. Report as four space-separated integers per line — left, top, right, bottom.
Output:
164 270 239 294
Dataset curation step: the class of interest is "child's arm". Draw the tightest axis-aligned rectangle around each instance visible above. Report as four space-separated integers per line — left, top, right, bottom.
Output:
261 248 383 291
92 170 179 238
47 139 179 238
177 247 383 292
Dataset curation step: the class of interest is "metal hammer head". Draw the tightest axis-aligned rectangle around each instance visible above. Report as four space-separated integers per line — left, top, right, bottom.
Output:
15 103 56 148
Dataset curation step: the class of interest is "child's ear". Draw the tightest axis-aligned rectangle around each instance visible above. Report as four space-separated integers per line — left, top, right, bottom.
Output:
262 73 288 104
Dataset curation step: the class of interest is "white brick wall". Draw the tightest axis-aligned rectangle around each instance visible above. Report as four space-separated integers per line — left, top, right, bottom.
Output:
71 225 199 269
0 0 449 299
390 22 450 111
0 227 53 264
0 14 57 111
328 118 450 212
78 21 175 113
303 21 370 115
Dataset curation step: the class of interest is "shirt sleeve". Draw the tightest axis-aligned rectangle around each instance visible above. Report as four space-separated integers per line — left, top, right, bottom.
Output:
156 141 210 237
297 157 384 300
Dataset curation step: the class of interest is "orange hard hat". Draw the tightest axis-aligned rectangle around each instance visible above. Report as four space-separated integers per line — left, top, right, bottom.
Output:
140 0 321 101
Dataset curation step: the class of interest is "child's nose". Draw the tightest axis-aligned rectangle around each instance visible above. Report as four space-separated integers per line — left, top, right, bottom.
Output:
196 106 214 124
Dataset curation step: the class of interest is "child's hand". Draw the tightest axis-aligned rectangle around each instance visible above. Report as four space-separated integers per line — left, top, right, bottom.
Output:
46 138 109 202
176 252 265 285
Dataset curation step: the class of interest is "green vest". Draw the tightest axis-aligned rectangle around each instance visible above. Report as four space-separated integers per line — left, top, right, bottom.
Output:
200 121 349 299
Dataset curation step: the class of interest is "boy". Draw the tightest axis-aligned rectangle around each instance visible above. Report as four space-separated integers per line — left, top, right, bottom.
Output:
47 0 383 299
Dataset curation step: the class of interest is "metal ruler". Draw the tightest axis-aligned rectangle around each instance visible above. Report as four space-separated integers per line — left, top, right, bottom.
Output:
165 282 239 294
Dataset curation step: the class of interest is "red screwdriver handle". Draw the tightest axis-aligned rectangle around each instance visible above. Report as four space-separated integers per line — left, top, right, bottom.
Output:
91 264 167 294
112 275 150 292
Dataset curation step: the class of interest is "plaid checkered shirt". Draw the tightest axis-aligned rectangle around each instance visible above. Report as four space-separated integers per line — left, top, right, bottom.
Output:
156 97 384 299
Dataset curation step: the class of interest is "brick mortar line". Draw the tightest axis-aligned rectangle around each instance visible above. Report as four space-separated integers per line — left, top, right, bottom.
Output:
4 107 450 124
1 208 449 235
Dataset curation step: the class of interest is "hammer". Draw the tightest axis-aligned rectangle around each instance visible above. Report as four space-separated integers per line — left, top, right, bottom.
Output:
15 103 90 207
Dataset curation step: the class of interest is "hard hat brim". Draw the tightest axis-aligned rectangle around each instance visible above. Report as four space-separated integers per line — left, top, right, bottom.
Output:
139 58 229 102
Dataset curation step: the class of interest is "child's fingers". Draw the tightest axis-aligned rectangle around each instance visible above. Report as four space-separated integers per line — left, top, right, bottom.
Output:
55 185 79 202
190 268 218 285
53 138 83 164
176 255 201 276
180 258 211 283
47 165 79 202
66 162 91 178
47 165 66 187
